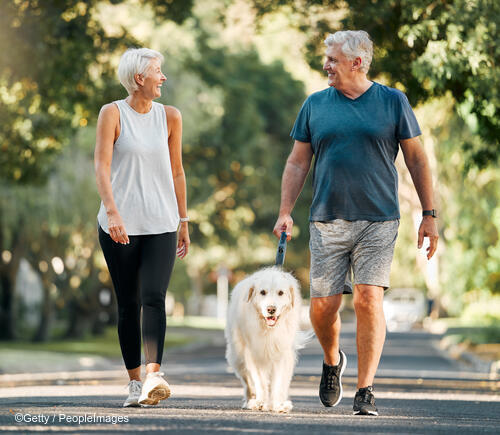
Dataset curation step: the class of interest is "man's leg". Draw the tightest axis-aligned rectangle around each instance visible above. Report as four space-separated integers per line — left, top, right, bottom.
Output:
310 294 343 365
353 284 386 389
311 293 347 407
308 221 352 407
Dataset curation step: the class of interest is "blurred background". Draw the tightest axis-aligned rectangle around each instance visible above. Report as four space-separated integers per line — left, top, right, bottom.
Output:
0 0 498 364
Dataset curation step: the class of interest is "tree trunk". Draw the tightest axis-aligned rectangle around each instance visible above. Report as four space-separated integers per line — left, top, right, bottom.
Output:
33 274 53 342
64 279 102 339
0 224 25 340
65 306 94 339
187 267 204 315
0 273 15 340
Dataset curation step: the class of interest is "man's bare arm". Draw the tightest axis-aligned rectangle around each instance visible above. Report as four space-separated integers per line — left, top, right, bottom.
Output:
273 140 313 240
400 136 439 259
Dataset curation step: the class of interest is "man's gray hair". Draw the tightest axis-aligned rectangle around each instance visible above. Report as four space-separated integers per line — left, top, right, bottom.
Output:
324 31 373 74
118 48 164 95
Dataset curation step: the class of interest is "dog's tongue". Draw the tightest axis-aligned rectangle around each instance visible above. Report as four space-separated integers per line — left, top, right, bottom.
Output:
265 316 277 326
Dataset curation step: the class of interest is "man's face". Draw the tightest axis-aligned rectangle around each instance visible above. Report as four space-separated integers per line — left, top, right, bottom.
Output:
323 44 354 88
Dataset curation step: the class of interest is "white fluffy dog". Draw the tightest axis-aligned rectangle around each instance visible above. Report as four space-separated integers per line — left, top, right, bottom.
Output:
225 267 307 413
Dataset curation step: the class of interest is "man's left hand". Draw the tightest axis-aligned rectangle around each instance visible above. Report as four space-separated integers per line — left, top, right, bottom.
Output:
418 217 439 260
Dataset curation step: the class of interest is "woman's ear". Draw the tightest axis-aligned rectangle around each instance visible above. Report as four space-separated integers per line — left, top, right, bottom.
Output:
134 73 145 87
247 286 254 303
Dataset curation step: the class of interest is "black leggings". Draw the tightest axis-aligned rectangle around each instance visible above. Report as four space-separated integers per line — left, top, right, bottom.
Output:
98 226 177 370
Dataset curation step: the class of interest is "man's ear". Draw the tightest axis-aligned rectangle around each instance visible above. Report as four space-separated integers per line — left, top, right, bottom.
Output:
351 57 362 71
247 286 254 303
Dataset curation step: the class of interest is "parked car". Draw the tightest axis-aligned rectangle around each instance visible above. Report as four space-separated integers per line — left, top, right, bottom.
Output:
383 288 427 332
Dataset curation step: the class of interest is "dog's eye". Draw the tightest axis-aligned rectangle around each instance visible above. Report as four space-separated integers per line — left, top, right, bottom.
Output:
278 290 284 296
260 290 266 296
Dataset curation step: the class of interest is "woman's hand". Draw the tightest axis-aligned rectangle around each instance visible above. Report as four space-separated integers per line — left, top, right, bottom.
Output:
177 223 190 259
107 210 129 245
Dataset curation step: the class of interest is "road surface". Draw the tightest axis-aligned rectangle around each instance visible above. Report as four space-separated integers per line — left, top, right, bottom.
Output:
0 322 498 434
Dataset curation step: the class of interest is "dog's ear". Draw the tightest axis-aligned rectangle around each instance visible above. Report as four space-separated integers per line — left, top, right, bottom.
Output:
290 286 295 307
247 286 254 302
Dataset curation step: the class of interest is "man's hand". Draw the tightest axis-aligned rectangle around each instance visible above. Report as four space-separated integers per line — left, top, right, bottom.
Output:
418 217 438 260
273 215 294 241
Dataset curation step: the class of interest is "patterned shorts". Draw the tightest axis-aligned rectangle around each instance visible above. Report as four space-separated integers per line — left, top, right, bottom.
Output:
309 219 399 298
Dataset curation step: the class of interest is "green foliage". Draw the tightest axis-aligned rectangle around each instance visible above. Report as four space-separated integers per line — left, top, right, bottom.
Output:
0 0 194 184
251 0 499 170
0 0 195 339
2 0 497 334
0 326 194 358
431 105 500 314
0 1 120 183
178 32 309 274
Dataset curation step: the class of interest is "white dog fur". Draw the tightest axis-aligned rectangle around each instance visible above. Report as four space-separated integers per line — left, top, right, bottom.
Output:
225 267 308 413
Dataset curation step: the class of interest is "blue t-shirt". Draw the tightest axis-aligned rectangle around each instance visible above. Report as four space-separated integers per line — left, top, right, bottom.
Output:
290 82 421 222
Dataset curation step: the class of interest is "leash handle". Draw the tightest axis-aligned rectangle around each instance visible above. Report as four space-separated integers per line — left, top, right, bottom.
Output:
275 231 288 266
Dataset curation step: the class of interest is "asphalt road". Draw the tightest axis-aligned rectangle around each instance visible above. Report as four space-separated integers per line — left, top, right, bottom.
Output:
1 322 499 434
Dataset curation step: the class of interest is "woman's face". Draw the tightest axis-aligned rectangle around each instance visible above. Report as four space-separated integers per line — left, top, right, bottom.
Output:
139 58 166 99
323 44 354 89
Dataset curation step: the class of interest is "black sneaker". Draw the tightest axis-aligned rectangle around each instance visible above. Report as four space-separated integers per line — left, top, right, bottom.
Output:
353 386 378 416
319 350 347 407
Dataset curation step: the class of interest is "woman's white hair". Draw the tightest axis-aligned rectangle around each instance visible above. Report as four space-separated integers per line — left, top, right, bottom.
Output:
118 48 164 95
324 30 373 74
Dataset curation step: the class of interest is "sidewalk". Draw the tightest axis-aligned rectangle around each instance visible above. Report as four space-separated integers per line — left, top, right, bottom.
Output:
2 320 498 388
424 319 500 380
0 326 226 387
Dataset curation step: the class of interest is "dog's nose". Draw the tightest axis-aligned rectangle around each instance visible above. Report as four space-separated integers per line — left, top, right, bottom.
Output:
267 306 276 315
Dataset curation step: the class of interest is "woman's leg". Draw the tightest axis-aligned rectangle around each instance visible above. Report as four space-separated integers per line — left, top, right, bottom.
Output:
138 231 177 373
98 226 142 378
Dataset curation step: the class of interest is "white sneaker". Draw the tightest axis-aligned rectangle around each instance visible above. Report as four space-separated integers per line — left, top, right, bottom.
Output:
138 372 171 406
123 380 142 407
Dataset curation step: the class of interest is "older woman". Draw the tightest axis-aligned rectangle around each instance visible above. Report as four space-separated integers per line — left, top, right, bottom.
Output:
94 48 189 407
273 30 438 416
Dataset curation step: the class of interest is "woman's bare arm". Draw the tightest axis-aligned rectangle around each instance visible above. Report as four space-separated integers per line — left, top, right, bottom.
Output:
94 103 129 244
166 105 190 258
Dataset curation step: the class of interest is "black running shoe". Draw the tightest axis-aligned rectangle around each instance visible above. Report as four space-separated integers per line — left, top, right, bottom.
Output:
319 350 347 407
353 386 378 416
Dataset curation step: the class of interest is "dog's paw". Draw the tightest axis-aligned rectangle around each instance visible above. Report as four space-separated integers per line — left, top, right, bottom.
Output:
259 401 270 412
271 400 293 413
244 398 264 411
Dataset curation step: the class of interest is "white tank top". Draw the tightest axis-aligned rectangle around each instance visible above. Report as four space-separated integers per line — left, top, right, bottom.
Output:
97 99 179 235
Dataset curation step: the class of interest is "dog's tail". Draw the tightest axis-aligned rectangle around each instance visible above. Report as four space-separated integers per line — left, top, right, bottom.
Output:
294 329 315 351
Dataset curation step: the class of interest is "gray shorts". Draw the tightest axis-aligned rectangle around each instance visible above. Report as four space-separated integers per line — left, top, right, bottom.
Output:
309 219 399 298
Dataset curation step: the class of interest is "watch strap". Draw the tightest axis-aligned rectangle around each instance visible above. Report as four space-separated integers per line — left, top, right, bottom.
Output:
422 209 437 218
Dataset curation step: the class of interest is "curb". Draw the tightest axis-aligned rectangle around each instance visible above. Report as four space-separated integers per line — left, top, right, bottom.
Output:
0 340 226 388
439 338 500 380
423 319 500 380
0 369 127 388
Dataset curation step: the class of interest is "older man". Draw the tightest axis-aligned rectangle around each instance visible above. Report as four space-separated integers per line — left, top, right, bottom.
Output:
273 30 438 416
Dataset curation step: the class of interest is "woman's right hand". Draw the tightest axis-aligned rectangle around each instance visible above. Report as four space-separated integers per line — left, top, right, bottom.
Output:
107 210 129 244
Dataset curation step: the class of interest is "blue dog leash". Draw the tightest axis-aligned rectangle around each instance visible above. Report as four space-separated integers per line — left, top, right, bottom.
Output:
275 231 287 267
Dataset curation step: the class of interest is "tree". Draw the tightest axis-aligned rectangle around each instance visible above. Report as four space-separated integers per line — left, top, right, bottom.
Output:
175 35 309 309
251 0 499 169
0 0 194 184
0 0 194 340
